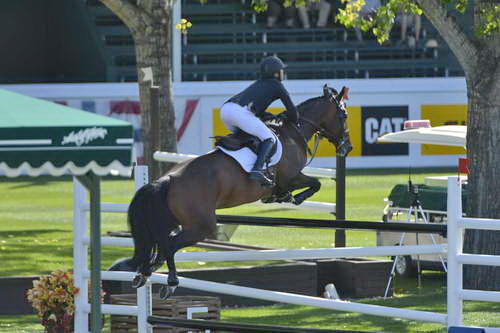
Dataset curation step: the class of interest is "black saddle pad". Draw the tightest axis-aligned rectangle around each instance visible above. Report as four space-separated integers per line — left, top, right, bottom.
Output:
214 127 278 156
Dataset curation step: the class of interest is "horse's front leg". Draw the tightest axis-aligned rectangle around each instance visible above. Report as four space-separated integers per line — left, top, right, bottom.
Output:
287 172 321 205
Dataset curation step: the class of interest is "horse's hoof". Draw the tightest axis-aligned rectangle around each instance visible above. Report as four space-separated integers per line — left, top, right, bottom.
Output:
159 285 177 300
132 274 147 288
292 194 304 205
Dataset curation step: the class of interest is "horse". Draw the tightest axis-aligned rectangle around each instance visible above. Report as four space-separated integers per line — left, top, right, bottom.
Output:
126 84 352 298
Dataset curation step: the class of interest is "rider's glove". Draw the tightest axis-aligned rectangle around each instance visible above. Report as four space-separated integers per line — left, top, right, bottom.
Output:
276 113 288 123
260 112 275 122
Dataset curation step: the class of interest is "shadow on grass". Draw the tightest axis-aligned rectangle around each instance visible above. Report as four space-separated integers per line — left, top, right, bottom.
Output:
0 229 66 238
224 304 440 333
0 174 130 186
0 175 71 185
250 207 295 214
9 181 52 190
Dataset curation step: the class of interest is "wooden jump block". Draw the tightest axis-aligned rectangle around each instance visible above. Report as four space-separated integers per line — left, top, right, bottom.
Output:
110 294 220 333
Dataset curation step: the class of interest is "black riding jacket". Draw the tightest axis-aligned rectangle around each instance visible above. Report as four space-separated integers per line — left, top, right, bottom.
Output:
227 78 299 124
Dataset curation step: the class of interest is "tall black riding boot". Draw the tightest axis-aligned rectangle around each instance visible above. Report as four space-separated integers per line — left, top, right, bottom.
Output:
249 138 275 186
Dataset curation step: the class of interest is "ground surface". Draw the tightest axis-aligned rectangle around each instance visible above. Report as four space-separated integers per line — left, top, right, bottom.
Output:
1 169 498 332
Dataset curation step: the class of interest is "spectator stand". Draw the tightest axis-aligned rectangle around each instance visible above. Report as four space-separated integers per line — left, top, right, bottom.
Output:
82 0 464 82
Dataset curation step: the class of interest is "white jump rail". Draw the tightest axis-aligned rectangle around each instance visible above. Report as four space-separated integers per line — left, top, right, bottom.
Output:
446 176 500 328
153 151 336 213
153 151 337 179
85 199 335 215
72 166 458 333
84 270 446 325
83 236 444 261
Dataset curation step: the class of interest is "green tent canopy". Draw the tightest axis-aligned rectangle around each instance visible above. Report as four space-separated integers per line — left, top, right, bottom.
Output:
0 89 133 177
0 88 135 332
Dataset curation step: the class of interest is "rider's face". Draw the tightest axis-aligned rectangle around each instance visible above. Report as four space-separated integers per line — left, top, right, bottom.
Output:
274 69 284 81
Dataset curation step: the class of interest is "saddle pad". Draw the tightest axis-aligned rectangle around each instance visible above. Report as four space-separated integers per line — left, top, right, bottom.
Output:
216 134 283 173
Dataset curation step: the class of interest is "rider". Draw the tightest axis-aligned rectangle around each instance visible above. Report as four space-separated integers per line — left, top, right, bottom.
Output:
220 56 299 186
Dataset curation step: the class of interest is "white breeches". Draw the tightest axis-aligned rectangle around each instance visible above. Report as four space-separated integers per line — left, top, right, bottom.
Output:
220 102 276 143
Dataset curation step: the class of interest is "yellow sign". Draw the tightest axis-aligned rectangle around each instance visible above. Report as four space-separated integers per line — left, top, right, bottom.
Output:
212 106 362 157
421 104 467 155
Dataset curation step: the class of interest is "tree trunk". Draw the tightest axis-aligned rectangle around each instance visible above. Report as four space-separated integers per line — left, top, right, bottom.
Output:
132 7 177 181
463 57 500 290
99 0 178 181
416 0 500 291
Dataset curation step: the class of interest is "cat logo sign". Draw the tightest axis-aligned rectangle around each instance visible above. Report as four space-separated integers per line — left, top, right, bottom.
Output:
361 106 408 156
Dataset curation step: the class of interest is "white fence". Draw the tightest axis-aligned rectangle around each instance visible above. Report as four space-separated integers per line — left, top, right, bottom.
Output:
446 177 500 328
153 151 337 179
72 171 500 333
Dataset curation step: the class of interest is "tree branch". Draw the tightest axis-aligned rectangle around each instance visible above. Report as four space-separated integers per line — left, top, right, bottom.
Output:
416 0 479 76
99 0 153 33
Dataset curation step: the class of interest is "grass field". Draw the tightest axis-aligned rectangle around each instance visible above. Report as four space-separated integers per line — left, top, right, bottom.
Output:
1 168 499 332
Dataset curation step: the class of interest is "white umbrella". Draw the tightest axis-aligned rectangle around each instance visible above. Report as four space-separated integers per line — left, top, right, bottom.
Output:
377 125 466 147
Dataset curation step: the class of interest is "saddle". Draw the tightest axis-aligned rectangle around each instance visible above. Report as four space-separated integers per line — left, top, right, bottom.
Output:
214 127 278 157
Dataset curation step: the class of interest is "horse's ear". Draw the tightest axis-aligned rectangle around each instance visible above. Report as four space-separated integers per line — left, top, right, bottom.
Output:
323 84 329 97
338 86 349 101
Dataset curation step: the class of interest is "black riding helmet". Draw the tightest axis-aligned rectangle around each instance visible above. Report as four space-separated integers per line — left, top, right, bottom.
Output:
260 56 286 79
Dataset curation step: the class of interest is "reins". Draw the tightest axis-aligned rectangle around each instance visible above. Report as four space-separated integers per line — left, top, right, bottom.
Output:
293 95 347 165
286 117 323 167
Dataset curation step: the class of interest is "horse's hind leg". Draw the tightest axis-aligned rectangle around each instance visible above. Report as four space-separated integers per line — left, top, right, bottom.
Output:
159 225 212 299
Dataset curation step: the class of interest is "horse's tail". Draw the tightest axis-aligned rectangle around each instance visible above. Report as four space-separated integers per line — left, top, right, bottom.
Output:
127 178 176 276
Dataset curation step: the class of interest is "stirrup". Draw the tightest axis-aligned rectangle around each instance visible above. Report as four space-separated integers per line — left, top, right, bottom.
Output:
249 170 274 187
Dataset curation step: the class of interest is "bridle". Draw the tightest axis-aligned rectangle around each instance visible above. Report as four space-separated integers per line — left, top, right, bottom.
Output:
297 91 351 158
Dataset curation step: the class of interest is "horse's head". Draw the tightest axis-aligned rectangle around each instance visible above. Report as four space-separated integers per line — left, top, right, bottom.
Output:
298 85 352 156
320 84 352 156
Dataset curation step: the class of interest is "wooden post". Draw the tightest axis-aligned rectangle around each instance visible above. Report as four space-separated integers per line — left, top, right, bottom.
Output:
149 87 161 182
335 154 346 247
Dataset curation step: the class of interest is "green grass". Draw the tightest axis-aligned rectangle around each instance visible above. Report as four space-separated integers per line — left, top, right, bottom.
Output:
1 169 499 332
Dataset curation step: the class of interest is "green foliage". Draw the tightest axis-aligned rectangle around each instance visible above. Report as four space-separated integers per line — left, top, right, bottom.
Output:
336 0 422 43
439 0 468 14
251 0 268 13
453 0 468 14
246 0 498 43
477 4 500 36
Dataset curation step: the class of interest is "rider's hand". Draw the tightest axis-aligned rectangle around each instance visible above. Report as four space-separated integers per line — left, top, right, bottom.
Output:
260 112 275 122
275 113 288 122
280 113 300 126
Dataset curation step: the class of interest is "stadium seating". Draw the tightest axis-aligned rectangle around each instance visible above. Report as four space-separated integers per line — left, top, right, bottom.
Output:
83 0 463 82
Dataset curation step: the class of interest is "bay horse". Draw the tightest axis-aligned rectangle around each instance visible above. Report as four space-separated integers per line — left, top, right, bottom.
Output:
127 84 352 297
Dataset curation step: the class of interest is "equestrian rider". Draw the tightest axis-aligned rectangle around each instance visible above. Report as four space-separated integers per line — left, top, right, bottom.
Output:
220 56 299 186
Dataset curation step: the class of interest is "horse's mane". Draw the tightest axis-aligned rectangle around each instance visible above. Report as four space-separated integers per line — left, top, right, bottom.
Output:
297 96 323 113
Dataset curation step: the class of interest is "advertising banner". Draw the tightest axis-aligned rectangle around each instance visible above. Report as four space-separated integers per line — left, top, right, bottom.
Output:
361 106 408 156
1 77 468 168
421 104 467 155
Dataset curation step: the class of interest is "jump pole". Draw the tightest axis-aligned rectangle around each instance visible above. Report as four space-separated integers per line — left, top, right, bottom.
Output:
90 271 447 325
335 153 346 247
